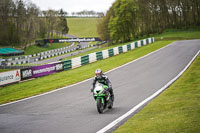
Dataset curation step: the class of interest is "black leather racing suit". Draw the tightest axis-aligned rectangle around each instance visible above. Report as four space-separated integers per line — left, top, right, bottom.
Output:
92 74 114 100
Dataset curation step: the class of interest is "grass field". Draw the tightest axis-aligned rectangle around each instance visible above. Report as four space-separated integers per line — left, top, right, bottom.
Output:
114 53 200 133
155 30 200 40
67 18 101 37
24 42 71 55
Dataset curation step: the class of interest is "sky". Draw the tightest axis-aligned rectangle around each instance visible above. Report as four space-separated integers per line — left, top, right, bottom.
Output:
30 0 116 13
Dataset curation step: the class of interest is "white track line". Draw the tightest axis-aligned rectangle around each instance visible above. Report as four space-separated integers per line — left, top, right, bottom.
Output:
96 50 200 133
0 42 181 107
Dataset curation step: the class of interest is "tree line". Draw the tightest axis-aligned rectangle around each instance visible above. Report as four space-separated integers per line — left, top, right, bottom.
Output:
98 0 200 43
0 0 69 47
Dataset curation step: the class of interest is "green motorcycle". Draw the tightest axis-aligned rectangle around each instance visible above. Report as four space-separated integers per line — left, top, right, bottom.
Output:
93 83 114 114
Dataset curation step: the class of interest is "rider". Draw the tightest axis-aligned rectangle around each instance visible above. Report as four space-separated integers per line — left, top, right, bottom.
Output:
91 69 114 101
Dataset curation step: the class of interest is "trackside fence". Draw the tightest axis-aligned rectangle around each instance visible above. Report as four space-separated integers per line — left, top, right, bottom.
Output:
0 37 154 86
2 43 76 66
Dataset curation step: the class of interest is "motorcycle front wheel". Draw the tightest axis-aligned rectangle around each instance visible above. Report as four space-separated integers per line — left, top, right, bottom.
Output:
97 98 104 114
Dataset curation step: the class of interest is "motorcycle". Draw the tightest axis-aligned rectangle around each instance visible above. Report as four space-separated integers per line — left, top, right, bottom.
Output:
92 83 114 114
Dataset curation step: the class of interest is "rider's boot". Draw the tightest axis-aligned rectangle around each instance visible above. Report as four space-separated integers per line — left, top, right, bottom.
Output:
110 89 114 102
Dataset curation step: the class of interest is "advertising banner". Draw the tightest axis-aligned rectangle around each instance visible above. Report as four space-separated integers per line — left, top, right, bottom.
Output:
20 68 33 80
32 62 63 78
20 62 64 80
0 70 21 86
58 37 101 43
42 37 102 44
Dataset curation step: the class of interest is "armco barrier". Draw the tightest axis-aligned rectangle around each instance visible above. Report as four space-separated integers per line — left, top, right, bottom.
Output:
0 37 154 86
102 50 109 59
135 41 138 48
122 45 127 52
113 47 119 55
96 51 103 60
137 41 141 47
81 55 89 66
64 60 72 70
118 46 123 54
146 38 149 44
3 43 76 66
141 40 144 46
72 57 81 69
68 37 154 69
89 53 97 63
127 44 131 51
108 49 114 57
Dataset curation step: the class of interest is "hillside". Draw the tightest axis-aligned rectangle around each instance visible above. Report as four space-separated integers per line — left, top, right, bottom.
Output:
67 17 101 37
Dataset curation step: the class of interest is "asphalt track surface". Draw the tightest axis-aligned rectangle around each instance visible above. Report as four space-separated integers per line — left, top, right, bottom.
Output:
0 40 200 133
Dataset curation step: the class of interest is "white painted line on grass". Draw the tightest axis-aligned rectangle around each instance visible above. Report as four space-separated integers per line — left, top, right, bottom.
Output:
96 50 200 133
0 42 176 107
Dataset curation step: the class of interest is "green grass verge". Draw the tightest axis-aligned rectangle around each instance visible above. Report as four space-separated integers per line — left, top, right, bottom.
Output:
154 30 200 40
67 18 101 37
0 69 11 73
0 40 173 104
114 53 200 133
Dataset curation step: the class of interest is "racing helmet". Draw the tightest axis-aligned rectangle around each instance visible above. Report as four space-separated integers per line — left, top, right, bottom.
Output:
95 69 102 78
